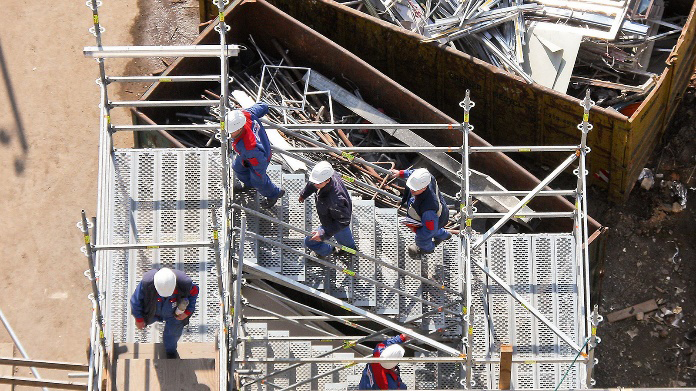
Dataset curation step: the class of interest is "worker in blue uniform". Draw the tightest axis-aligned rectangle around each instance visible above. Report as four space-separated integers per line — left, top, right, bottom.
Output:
358 334 409 390
391 168 451 258
299 161 356 258
130 267 199 359
227 103 285 208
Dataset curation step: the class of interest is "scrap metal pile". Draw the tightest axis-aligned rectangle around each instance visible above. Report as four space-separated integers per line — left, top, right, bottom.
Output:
349 0 686 111
162 36 450 211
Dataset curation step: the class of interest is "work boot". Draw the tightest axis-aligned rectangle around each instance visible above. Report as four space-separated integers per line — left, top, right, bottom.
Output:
407 244 433 258
165 350 180 359
261 190 285 209
233 181 250 193
433 231 452 248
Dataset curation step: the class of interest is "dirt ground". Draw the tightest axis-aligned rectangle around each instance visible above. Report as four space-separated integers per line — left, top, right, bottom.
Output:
0 0 197 387
1 0 695 389
593 85 696 388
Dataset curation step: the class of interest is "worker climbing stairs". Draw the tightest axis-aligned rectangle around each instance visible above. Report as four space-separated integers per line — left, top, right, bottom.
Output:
79 1 599 390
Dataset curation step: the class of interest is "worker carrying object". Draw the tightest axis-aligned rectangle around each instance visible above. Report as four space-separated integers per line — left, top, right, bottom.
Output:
227 102 285 208
130 267 199 359
299 161 357 258
358 334 409 390
391 168 451 258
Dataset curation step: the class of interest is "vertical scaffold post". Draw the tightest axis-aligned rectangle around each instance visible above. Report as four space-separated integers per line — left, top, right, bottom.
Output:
230 216 247 386
80 211 108 364
576 90 594 363
459 91 476 389
585 304 601 386
86 0 113 146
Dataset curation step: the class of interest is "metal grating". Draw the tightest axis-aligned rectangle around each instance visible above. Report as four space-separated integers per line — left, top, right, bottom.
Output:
281 174 307 281
468 234 582 389
257 165 282 272
421 245 445 332
243 322 269 391
304 195 325 289
289 341 312 391
267 330 290 389
351 200 376 306
311 345 333 391
106 149 221 344
442 236 462 337
375 208 399 314
398 223 422 323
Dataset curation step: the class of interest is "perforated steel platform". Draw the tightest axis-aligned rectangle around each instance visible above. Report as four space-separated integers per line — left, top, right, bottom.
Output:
104 148 222 344
232 167 588 390
470 234 585 389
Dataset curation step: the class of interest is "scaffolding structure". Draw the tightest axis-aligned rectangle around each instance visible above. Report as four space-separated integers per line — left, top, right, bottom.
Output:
79 1 600 390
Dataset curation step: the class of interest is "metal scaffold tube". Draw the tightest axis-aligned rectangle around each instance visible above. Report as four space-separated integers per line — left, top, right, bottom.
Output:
83 45 240 58
241 284 457 388
472 151 580 250
241 260 460 355
459 91 475 388
79 211 107 376
230 216 246 387
232 203 460 296
242 230 461 315
270 146 400 201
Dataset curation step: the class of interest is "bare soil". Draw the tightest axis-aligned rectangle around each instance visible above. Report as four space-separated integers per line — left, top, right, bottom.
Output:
593 86 696 388
0 0 196 386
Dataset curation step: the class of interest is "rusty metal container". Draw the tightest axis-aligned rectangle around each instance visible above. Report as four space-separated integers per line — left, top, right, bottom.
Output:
264 0 696 203
140 0 606 298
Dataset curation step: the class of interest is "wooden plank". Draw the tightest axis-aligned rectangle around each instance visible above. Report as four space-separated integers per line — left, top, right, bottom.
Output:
114 343 216 360
0 343 13 391
0 357 88 371
499 344 513 390
607 299 658 322
0 376 87 390
115 358 217 390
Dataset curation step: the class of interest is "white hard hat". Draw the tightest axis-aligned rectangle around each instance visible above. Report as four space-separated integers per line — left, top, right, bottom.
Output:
406 168 431 191
226 110 246 133
309 161 335 184
380 344 405 369
154 268 177 297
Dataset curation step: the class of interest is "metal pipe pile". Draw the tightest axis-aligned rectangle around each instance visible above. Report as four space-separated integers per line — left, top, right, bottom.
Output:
159 35 445 208
348 0 686 110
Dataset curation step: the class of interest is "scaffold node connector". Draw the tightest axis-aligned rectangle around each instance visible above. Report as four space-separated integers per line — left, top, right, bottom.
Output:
76 220 94 232
86 0 102 11
89 26 106 37
87 292 104 303
84 269 100 280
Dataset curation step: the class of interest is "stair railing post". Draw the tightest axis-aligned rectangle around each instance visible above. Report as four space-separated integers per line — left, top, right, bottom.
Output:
80 211 107 385
459 91 476 388
230 216 246 384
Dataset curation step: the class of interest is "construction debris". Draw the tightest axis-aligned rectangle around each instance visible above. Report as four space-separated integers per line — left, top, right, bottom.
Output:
352 0 687 108
607 299 658 322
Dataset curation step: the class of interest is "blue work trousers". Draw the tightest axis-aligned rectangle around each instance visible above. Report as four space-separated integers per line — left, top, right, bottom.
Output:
415 228 450 252
233 155 282 199
304 225 357 256
151 299 185 354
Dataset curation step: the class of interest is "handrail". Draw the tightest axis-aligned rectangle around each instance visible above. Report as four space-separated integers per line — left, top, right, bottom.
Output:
242 229 461 315
232 204 461 296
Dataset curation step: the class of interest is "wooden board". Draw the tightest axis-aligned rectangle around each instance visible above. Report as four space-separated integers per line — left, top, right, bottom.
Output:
0 343 13 391
114 343 216 360
499 344 512 390
115 358 217 391
607 299 658 322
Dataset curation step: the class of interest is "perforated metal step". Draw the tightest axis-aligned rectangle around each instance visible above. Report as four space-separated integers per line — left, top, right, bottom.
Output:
232 170 586 390
105 148 222 344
